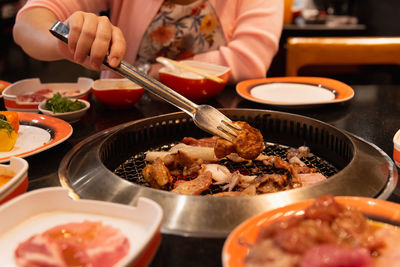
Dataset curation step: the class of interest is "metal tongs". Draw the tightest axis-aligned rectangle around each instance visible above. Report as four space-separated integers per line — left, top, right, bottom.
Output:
49 21 240 142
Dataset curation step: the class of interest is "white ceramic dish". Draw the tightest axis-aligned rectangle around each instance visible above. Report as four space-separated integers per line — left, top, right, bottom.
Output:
38 99 90 123
0 187 163 267
2 77 93 112
0 112 73 163
250 82 336 102
236 77 354 107
0 157 28 204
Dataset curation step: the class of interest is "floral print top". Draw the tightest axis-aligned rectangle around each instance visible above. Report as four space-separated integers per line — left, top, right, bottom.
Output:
135 0 226 67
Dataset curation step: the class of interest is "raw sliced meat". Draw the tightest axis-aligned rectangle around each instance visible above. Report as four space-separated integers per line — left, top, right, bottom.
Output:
14 220 129 267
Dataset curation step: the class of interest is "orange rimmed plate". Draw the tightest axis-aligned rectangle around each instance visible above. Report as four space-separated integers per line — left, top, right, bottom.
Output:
0 112 73 163
222 196 400 267
236 77 354 107
0 80 11 98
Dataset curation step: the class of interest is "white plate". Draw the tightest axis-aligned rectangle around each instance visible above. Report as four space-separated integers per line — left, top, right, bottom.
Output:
236 77 354 107
0 112 73 163
0 125 51 159
250 82 336 103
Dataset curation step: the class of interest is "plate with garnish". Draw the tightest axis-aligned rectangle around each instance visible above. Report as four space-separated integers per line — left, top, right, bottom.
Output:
0 112 73 163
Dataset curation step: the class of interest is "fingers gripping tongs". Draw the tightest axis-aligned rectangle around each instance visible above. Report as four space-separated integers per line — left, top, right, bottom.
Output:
49 21 240 141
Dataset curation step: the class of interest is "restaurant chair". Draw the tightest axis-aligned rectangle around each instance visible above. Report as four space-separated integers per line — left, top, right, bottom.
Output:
286 37 400 77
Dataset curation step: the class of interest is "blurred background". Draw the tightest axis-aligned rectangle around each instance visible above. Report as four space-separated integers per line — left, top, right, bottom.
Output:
1 0 400 85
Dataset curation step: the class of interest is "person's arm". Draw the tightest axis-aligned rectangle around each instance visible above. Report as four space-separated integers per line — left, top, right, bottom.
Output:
13 8 126 69
194 0 284 83
13 7 63 61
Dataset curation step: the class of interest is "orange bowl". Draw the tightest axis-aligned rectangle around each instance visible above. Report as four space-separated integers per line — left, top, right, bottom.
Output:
158 60 230 102
92 78 144 109
0 157 29 204
222 196 400 267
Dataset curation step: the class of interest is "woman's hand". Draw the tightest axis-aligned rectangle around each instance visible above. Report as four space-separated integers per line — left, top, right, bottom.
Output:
14 8 126 70
59 11 126 70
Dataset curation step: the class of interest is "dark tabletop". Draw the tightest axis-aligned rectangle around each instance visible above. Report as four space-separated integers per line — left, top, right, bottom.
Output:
2 83 400 267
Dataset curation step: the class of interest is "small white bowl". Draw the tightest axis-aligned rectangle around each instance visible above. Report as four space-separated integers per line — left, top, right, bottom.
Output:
0 157 29 204
38 99 90 123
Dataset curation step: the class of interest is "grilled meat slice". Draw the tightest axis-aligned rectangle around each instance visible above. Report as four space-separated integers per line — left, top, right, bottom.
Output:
214 138 236 159
171 171 213 195
257 174 293 194
142 158 172 189
214 121 264 160
145 143 218 163
181 136 218 147
232 121 264 160
175 150 203 176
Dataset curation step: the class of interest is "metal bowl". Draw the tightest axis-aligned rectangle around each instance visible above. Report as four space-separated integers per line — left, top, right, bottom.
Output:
59 109 397 237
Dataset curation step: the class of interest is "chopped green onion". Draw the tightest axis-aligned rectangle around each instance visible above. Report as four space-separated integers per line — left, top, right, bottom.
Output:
44 93 86 114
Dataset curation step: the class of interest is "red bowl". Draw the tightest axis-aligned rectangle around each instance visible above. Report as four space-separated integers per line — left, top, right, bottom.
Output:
92 79 144 109
159 60 230 102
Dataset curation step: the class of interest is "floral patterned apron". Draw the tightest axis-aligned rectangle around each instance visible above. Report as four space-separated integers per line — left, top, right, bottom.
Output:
135 0 227 68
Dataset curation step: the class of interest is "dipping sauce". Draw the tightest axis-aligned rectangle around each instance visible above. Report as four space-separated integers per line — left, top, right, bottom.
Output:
0 174 13 187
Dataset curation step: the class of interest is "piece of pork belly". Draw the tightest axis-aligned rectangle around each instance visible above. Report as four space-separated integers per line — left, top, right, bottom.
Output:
214 121 264 160
142 158 172 189
298 173 327 186
181 136 218 147
232 121 265 160
171 171 213 195
145 143 218 163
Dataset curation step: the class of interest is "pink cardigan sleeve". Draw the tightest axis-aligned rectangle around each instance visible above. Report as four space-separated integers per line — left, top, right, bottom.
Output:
16 0 109 21
194 0 283 83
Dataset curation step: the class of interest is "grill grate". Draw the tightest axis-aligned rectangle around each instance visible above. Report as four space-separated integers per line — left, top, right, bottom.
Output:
113 142 338 194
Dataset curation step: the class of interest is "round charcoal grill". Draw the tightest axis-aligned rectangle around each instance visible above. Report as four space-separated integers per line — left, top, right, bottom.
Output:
113 142 339 195
59 109 397 237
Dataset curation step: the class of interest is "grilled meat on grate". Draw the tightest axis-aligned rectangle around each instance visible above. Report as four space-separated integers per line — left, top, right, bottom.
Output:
114 142 338 196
